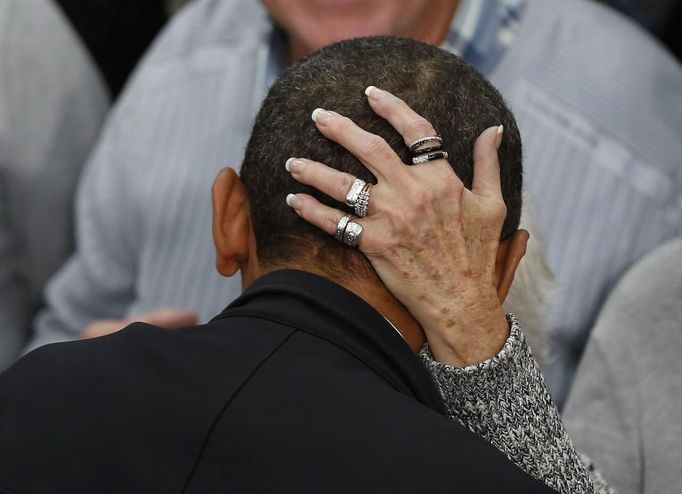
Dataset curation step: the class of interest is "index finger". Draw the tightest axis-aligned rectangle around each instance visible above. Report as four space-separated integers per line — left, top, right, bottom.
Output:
364 86 442 151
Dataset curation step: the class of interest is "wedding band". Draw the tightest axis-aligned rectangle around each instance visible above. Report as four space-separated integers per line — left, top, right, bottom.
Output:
354 184 371 218
408 135 442 153
343 221 363 247
335 214 352 241
345 178 366 207
412 150 449 165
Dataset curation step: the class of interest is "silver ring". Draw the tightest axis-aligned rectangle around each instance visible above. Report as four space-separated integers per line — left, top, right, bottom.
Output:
343 221 363 247
345 178 367 207
408 135 442 153
412 150 449 165
335 215 352 241
354 184 371 218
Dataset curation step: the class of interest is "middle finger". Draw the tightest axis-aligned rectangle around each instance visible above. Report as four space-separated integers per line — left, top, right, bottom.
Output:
311 108 404 183
364 86 440 149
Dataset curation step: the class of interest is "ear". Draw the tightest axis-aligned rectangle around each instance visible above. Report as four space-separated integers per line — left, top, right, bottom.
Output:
494 229 529 303
211 167 252 277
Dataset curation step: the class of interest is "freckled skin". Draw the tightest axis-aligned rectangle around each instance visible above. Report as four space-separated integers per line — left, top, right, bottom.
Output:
283 98 519 367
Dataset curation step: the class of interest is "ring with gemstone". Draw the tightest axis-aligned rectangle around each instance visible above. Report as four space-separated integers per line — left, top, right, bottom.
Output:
354 184 371 218
412 150 449 165
408 135 443 154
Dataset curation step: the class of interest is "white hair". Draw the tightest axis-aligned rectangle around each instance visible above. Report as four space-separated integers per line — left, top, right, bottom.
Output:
502 193 559 364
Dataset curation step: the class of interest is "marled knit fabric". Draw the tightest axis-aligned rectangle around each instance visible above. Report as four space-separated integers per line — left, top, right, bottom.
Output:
421 314 614 494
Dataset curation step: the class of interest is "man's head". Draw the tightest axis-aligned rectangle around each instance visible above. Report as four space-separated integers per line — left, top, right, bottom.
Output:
213 37 523 305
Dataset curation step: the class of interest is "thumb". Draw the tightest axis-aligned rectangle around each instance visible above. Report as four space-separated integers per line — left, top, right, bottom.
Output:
471 125 503 198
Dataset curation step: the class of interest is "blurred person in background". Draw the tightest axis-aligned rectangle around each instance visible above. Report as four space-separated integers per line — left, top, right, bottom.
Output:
0 0 109 371
563 236 682 494
22 0 682 405
0 38 612 492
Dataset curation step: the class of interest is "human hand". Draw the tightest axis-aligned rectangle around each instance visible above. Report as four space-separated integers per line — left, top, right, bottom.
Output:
81 308 198 339
286 87 525 366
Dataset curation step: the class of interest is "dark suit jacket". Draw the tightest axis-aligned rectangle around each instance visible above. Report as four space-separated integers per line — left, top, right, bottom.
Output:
0 270 554 493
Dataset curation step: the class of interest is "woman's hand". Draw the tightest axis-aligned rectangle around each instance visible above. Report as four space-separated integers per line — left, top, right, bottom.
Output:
285 87 518 367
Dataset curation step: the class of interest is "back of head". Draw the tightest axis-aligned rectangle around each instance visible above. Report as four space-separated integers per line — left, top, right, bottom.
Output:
241 36 522 279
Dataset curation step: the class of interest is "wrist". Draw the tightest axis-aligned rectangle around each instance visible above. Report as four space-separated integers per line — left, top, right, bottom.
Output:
422 304 510 367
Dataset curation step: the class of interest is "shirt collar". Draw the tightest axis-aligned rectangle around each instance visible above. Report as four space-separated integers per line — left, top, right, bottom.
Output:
254 0 527 113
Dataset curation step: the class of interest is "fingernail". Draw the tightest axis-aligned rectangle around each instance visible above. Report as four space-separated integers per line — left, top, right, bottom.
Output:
311 108 332 124
286 193 300 209
365 85 381 100
285 157 298 172
495 125 504 149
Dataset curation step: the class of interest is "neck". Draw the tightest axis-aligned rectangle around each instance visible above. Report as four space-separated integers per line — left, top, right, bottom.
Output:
340 271 426 352
287 0 461 63
244 263 426 352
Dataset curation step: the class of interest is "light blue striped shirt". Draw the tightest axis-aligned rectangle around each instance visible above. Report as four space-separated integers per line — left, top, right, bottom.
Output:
27 0 682 402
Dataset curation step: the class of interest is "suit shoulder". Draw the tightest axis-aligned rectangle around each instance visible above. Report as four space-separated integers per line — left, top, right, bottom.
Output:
0 323 161 399
0 319 298 491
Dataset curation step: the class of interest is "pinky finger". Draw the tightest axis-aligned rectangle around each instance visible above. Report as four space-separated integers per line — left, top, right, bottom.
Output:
286 193 347 236
287 192 375 251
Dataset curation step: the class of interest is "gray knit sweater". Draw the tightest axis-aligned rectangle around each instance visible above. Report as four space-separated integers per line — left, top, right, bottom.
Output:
420 314 614 493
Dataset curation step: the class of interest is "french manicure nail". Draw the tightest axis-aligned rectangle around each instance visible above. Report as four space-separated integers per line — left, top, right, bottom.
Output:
311 108 332 124
285 158 296 172
365 85 381 100
495 125 504 149
286 193 297 208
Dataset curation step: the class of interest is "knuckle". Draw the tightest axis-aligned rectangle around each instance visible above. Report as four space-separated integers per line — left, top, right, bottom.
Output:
442 175 464 196
364 134 389 158
334 174 354 199
362 235 383 256
392 95 412 112
414 186 435 208
385 94 404 114
334 181 349 200
408 116 435 137
336 115 354 133
388 210 411 236
495 199 508 219
324 213 340 234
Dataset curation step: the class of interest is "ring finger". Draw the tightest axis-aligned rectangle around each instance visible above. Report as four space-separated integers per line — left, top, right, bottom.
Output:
286 157 379 215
